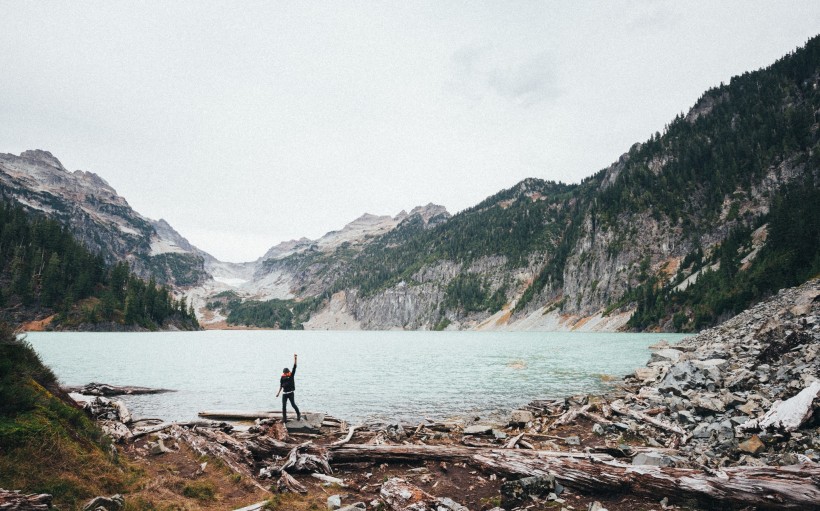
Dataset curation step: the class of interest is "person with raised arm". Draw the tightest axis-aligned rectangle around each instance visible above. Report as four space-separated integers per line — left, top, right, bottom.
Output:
276 353 301 422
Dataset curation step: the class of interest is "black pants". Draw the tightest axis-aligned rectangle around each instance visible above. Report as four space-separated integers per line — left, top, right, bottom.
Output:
282 392 300 421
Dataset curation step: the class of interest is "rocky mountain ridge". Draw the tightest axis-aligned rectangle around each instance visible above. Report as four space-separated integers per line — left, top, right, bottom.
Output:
0 150 209 288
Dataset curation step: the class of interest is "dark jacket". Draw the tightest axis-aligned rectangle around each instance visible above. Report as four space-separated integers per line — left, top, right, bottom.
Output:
280 363 297 393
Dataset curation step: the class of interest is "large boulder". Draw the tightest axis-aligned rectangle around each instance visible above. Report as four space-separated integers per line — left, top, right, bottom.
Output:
83 494 124 511
659 359 727 394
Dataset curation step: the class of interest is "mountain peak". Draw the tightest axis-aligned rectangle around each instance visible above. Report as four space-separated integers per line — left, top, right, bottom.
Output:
20 149 65 170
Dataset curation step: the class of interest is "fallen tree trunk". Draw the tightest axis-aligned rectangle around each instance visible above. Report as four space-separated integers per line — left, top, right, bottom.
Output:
131 420 227 440
328 443 820 509
472 450 820 510
329 444 613 464
65 382 174 396
0 489 52 510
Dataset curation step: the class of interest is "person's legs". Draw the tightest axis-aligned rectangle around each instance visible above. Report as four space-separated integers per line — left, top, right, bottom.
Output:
281 393 288 422
286 393 301 420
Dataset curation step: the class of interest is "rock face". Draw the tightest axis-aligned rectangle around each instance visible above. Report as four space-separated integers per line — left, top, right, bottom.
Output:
0 150 210 288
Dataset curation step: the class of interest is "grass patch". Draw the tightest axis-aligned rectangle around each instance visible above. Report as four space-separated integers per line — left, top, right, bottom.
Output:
181 480 217 501
0 325 131 509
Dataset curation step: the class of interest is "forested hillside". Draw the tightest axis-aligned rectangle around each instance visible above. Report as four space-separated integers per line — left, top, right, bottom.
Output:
0 150 210 289
241 35 820 332
560 35 820 330
0 200 199 330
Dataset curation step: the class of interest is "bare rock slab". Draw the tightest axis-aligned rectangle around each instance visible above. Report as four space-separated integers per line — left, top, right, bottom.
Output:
285 412 325 433
463 425 494 435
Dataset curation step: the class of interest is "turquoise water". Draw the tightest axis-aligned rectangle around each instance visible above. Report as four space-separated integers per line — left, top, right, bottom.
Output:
25 330 687 423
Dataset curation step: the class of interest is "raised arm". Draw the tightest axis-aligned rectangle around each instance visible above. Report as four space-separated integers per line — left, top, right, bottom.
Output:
292 353 298 374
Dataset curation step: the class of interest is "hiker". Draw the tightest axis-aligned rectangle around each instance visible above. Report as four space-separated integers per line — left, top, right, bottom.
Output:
276 353 301 422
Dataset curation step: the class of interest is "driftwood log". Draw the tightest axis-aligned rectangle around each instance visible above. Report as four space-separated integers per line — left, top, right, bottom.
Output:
131 420 227 440
0 489 52 510
277 442 332 475
65 382 174 396
328 443 819 509
276 471 306 494
473 450 820 510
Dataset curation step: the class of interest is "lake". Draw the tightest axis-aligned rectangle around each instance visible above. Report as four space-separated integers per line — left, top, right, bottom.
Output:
25 330 688 424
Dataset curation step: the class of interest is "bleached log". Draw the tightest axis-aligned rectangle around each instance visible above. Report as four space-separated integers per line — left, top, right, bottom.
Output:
311 473 348 487
581 410 616 427
244 434 291 459
550 404 590 428
64 382 174 396
0 489 52 510
231 501 269 511
278 442 332 475
410 423 425 438
111 399 132 425
505 432 524 449
195 427 255 467
472 451 820 510
329 444 613 464
329 424 358 448
738 381 820 434
131 420 229 441
276 471 306 494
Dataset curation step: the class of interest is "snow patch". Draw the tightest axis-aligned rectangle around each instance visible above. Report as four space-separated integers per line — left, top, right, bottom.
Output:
150 238 188 256
213 277 248 287
13 196 54 214
117 224 141 236
243 268 294 301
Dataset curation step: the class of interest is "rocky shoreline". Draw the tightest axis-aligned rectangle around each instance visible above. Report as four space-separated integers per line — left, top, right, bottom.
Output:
12 279 819 511
612 277 820 470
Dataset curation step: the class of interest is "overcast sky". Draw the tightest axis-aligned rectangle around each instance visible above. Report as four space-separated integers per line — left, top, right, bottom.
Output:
1 2 818 262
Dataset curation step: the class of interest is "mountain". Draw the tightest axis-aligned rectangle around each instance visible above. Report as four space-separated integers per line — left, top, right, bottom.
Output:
207 35 820 332
5 36 819 332
0 150 210 288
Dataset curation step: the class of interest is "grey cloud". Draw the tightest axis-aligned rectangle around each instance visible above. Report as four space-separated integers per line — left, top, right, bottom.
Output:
449 45 561 106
